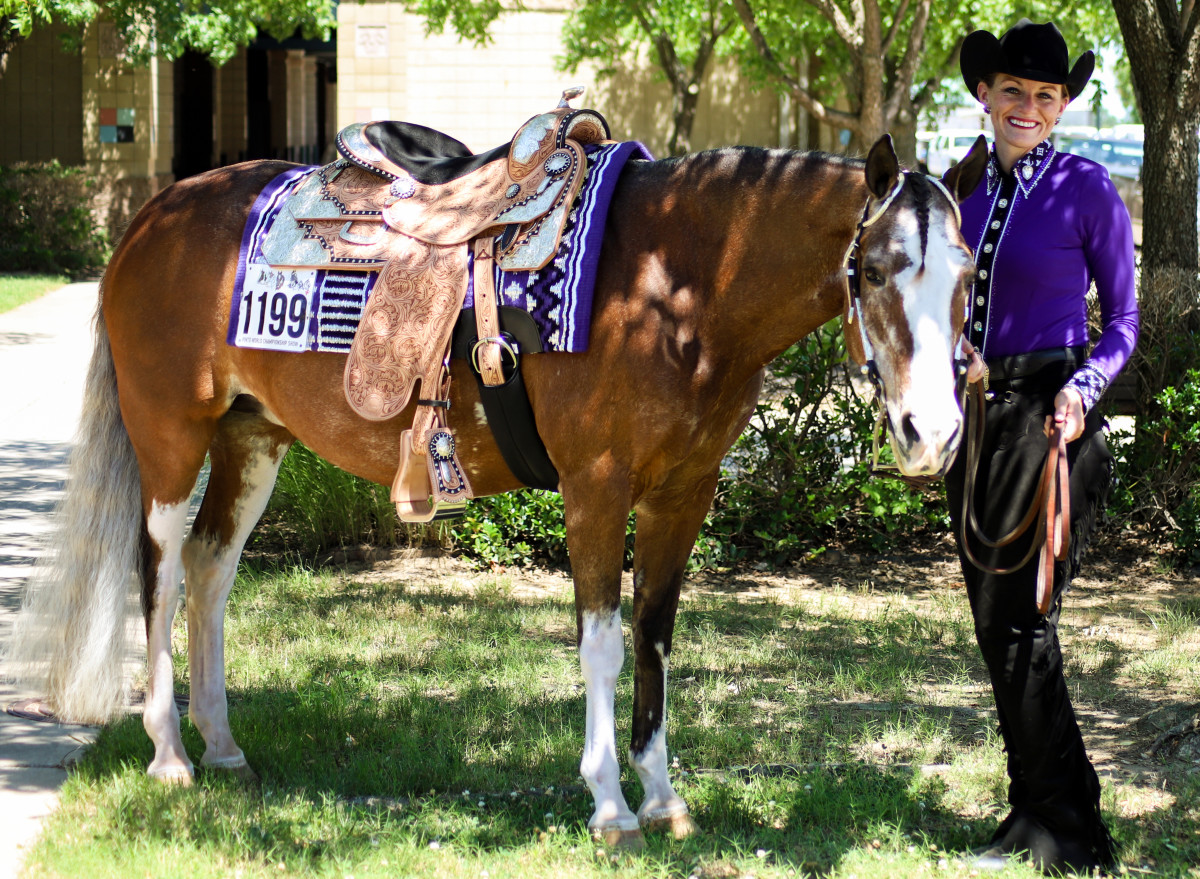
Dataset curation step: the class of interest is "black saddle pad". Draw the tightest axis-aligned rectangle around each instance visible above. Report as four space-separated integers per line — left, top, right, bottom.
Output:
363 121 510 185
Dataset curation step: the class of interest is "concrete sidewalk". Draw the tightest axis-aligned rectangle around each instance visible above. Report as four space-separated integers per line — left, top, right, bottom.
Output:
0 282 102 879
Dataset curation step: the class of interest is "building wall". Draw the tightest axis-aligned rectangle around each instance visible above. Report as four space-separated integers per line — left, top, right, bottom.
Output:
334 0 784 157
0 25 84 165
216 49 249 166
78 21 174 240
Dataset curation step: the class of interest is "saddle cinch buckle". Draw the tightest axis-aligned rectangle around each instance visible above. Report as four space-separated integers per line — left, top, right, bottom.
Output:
470 334 520 379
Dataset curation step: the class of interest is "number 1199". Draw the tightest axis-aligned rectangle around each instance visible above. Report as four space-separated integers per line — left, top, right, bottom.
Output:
241 289 308 339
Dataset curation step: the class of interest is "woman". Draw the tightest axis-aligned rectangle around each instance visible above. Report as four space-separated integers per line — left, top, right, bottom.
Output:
948 19 1139 874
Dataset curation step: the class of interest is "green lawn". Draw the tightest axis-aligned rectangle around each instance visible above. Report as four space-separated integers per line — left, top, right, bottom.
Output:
23 553 1200 878
0 272 69 314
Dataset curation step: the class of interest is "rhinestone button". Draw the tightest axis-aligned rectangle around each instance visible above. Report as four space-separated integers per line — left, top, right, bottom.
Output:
999 198 1008 208
1022 165 1033 180
973 321 983 331
978 269 988 280
991 220 1001 230
976 296 985 306
984 243 993 253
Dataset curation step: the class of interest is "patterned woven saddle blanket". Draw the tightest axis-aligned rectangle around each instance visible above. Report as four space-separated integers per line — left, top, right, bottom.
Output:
258 95 612 423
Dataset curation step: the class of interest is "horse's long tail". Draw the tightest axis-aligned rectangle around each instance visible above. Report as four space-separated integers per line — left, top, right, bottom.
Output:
5 300 144 723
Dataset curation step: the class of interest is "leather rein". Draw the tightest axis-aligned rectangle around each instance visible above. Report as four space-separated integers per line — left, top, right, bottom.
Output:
959 378 1071 615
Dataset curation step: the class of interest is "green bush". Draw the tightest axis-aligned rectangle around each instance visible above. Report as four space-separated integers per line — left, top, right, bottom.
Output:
1109 369 1200 564
0 161 109 273
698 323 945 569
455 490 635 568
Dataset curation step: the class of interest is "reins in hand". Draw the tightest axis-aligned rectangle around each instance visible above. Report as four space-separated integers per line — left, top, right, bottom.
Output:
959 381 1070 615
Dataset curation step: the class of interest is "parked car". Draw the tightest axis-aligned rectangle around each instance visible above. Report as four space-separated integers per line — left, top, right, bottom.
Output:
922 129 989 175
1058 135 1144 246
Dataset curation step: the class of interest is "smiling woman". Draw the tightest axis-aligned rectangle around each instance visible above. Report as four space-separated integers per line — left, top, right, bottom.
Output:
949 18 1138 876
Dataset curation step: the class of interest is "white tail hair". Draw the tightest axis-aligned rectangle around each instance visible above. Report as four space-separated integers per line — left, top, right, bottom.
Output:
4 302 144 723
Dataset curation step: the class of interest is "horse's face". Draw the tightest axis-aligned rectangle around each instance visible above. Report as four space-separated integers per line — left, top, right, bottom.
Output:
846 135 987 477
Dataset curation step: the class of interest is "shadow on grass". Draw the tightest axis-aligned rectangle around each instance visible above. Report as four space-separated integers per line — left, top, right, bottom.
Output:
60 569 1200 875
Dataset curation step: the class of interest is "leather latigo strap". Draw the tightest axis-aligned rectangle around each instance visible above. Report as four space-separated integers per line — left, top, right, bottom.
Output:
959 383 1070 614
471 238 505 387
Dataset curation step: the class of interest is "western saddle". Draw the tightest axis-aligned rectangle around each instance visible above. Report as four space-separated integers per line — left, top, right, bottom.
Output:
259 88 612 521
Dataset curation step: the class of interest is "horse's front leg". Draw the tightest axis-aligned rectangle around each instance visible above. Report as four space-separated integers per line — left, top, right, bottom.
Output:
628 472 719 838
563 474 643 848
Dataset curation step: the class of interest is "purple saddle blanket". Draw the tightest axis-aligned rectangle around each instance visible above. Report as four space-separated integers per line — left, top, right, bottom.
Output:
227 140 653 355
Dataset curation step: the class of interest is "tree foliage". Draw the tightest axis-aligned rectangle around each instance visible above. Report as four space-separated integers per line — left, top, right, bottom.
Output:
1 0 336 70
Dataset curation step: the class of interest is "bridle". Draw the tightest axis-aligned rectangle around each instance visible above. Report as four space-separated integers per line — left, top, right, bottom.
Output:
842 172 971 478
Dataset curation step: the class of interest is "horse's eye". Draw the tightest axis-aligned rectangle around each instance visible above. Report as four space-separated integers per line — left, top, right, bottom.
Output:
863 268 885 287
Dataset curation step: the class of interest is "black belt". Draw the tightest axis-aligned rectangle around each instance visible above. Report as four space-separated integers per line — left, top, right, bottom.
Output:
984 346 1085 385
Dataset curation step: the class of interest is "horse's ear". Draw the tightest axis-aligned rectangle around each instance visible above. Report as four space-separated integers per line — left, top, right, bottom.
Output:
942 135 988 202
865 134 900 200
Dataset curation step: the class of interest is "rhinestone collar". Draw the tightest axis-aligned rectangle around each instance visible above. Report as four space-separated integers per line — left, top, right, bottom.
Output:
985 139 1054 196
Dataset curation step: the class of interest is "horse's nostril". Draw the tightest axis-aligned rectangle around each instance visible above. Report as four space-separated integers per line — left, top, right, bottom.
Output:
901 412 921 448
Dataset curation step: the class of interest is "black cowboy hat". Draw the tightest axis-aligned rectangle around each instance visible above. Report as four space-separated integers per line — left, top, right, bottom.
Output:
961 19 1094 101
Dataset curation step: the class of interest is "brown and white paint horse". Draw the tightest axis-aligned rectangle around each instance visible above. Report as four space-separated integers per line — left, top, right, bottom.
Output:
9 135 986 847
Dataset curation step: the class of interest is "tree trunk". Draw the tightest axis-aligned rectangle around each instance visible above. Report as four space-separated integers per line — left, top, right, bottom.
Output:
669 86 700 155
1140 110 1200 270
1111 0 1200 273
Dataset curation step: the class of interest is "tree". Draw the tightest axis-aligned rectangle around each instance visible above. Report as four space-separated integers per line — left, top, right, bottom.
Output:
731 0 935 159
0 0 336 75
1110 0 1200 271
416 0 740 156
560 0 738 154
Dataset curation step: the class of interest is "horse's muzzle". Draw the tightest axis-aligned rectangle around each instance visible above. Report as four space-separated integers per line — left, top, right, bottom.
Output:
891 410 963 477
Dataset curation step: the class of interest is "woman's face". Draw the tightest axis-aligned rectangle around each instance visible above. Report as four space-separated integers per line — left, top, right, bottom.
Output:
977 75 1069 160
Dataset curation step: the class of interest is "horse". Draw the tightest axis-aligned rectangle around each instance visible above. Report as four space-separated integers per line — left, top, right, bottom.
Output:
8 132 986 849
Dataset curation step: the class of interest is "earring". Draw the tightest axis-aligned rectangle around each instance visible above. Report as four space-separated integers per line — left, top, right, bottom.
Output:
1056 115 1062 123
984 104 991 113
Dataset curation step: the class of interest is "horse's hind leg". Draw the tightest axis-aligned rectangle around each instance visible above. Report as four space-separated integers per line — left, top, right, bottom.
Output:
627 471 719 838
135 422 217 783
182 411 292 781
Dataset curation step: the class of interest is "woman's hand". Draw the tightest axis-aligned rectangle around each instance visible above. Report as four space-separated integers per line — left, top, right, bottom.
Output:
1047 386 1085 442
961 337 986 384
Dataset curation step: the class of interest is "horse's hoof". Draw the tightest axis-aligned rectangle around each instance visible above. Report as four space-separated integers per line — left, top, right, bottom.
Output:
147 766 194 786
592 826 646 850
642 811 698 840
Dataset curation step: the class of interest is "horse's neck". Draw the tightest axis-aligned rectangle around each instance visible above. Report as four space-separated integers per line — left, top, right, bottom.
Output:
636 149 866 367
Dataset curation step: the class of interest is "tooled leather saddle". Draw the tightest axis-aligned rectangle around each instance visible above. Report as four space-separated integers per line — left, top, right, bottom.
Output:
259 88 611 521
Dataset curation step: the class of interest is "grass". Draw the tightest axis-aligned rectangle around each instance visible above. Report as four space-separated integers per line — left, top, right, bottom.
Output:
22 556 1200 878
0 272 69 314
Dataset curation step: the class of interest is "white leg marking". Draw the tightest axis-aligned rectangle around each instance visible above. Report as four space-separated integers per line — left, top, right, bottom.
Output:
186 440 286 772
144 500 194 781
631 643 689 824
579 609 640 833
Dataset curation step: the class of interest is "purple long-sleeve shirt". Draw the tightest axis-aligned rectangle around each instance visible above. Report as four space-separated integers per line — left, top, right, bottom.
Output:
959 140 1139 410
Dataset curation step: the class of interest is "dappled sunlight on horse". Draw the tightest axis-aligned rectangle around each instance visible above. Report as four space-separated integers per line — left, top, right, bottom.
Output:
7 124 986 849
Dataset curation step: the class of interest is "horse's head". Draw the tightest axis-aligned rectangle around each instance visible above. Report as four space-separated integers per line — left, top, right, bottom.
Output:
843 134 987 477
